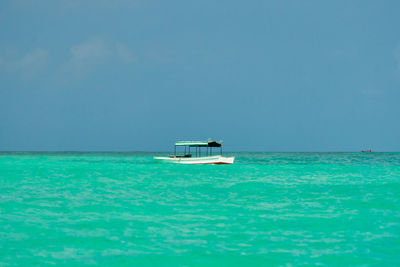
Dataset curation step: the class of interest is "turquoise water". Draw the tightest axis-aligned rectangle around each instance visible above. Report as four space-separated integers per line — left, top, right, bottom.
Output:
1 152 399 266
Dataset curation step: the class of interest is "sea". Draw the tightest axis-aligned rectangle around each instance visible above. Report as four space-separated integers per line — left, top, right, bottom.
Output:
0 152 399 266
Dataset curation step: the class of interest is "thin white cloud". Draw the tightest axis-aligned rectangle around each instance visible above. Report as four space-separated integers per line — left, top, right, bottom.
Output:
65 37 133 75
116 43 134 62
0 48 48 74
67 37 112 73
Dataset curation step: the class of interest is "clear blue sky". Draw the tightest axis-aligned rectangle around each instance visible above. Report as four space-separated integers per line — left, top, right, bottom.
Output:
1 0 400 152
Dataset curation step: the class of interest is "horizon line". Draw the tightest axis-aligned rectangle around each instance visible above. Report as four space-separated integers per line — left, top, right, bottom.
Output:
0 150 398 153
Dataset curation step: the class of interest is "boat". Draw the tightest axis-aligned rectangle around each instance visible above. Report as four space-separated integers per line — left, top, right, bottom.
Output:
154 140 235 165
361 149 373 152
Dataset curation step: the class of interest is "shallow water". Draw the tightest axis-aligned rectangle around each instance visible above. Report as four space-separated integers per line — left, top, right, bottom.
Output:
1 152 399 265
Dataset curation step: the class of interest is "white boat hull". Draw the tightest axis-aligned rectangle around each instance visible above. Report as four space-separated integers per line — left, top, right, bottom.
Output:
154 155 235 165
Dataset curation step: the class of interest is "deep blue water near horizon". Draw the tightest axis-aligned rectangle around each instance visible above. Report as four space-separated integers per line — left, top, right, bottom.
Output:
1 152 399 266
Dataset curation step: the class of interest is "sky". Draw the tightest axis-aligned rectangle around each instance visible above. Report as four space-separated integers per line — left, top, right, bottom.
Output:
1 0 400 152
